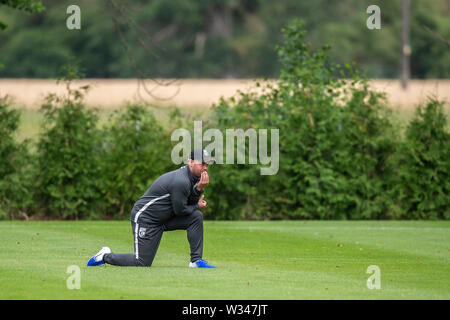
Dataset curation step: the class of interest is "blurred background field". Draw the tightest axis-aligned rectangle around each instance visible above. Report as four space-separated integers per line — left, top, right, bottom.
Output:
1 0 449 79
4 78 449 142
2 79 450 110
1 0 449 143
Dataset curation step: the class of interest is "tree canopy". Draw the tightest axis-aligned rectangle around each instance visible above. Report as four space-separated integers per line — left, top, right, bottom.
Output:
0 0 448 78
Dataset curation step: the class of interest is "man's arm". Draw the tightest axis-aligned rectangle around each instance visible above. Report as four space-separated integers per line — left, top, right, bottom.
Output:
188 171 209 205
171 178 199 216
187 182 203 205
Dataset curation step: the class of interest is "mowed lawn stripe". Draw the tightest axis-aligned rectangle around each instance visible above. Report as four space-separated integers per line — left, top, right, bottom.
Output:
207 221 449 299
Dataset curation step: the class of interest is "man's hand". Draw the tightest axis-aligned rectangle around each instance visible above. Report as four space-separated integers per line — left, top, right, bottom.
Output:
198 194 207 209
196 171 209 191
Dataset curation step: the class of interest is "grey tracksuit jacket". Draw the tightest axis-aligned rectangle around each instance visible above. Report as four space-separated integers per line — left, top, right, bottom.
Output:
130 165 203 225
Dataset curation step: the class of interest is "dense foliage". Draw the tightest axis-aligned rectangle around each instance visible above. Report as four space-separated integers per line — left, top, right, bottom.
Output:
0 0 44 30
204 20 401 220
0 20 448 220
0 0 449 78
394 99 450 219
0 96 34 219
35 66 102 219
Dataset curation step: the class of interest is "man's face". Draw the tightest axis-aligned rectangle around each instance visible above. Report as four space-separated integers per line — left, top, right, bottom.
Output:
189 160 209 178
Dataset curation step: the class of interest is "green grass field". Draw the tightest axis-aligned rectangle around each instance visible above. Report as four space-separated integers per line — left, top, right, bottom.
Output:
0 220 448 300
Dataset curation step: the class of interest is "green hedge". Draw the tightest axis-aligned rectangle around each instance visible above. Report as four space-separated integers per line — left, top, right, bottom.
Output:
393 99 450 219
204 20 400 220
0 95 35 219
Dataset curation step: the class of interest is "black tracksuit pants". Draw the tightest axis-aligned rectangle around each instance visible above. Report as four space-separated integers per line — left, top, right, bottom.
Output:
103 210 204 267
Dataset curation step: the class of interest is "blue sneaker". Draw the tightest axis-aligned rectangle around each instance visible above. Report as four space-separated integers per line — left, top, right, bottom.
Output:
86 247 111 267
189 259 216 268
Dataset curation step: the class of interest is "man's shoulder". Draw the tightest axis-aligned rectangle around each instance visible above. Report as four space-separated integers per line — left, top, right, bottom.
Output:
157 166 185 180
170 166 190 188
147 166 184 190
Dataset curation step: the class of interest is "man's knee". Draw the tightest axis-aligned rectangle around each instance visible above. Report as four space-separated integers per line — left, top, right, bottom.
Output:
191 210 203 224
137 255 154 267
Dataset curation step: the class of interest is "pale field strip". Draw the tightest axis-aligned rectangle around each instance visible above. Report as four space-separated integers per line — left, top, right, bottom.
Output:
0 78 449 110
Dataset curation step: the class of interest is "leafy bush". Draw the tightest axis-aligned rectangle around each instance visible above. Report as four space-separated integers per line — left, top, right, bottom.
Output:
205 19 399 220
395 99 449 219
35 66 102 219
0 95 35 219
